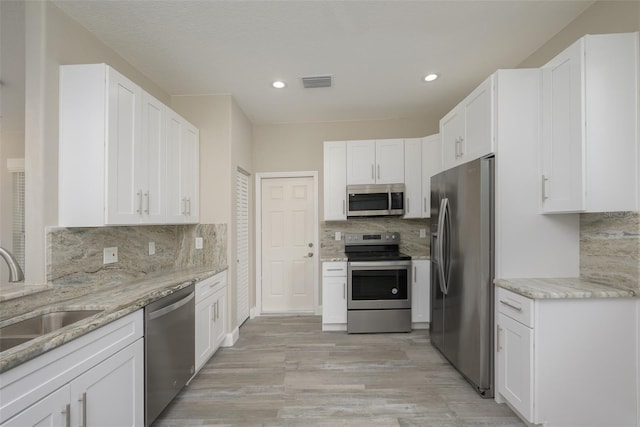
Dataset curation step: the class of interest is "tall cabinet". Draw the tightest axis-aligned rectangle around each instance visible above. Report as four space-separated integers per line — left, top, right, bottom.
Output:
323 141 347 221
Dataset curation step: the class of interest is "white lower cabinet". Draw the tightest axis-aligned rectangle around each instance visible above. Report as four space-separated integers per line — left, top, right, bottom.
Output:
195 271 228 372
495 287 638 426
321 262 347 331
411 260 430 326
0 311 144 426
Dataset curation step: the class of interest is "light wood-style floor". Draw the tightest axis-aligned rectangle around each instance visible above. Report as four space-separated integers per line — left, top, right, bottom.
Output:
153 316 524 427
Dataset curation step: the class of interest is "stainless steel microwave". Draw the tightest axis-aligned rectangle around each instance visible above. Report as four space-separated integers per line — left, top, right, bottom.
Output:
346 184 405 217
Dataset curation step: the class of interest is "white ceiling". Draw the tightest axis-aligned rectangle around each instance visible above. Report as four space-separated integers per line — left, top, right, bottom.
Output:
53 0 594 125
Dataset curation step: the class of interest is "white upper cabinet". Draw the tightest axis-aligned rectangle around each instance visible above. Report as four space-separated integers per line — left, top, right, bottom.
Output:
346 139 404 185
59 63 199 226
421 134 441 218
441 75 494 170
166 109 200 223
323 141 347 221
403 138 422 218
541 32 639 213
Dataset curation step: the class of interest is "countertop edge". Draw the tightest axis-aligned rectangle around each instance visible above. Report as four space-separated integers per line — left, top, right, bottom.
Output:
495 277 637 300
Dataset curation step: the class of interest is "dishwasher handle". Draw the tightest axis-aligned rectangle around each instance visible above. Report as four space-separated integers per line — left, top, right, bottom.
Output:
147 291 195 321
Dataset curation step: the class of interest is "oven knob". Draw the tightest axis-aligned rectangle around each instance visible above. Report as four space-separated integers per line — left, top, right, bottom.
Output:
391 288 398 295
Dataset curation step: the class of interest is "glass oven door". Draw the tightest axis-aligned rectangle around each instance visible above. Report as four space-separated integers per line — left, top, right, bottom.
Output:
347 261 411 310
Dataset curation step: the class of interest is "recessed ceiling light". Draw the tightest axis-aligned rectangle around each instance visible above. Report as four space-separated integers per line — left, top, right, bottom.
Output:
272 80 286 89
424 73 439 82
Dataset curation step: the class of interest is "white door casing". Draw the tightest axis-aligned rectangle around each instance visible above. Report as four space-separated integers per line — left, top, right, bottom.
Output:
236 169 250 325
256 172 319 315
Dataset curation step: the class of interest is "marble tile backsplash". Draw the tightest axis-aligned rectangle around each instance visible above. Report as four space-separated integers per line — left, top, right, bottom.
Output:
321 217 430 258
580 212 640 292
47 224 226 286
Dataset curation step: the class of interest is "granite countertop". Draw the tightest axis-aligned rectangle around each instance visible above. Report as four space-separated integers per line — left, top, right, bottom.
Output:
495 277 637 300
0 266 226 373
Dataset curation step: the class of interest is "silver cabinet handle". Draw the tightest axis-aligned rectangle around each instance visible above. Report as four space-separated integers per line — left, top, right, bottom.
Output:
144 191 150 214
343 282 346 299
62 403 71 427
78 392 87 427
407 198 410 213
454 138 459 158
342 199 345 215
499 299 523 312
542 175 549 201
181 197 187 215
414 265 417 283
377 164 380 180
187 197 192 216
326 268 343 272
459 137 464 157
497 325 503 352
136 190 143 214
214 300 218 320
424 197 427 215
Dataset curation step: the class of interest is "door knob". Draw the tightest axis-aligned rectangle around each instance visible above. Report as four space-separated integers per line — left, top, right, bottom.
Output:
308 243 313 248
304 252 314 258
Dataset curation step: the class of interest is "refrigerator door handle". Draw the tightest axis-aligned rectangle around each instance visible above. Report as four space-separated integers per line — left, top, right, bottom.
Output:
442 197 452 294
437 198 449 294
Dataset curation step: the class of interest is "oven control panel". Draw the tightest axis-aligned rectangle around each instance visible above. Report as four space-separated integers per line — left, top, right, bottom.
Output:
345 232 399 245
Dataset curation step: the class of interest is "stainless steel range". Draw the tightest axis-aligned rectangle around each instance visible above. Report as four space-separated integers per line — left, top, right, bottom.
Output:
345 232 412 333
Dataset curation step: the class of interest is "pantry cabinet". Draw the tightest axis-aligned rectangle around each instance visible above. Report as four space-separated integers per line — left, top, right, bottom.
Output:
421 134 441 217
321 262 347 331
0 311 144 426
323 141 347 221
346 139 404 185
495 287 637 426
441 75 494 170
195 271 227 372
540 32 639 213
59 63 199 226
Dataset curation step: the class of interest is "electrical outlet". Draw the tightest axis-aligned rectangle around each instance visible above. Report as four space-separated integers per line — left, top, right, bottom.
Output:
195 237 203 249
149 241 156 256
419 228 427 238
335 231 342 241
103 247 118 264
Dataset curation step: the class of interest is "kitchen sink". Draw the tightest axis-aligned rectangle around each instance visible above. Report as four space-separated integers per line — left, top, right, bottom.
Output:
0 310 103 352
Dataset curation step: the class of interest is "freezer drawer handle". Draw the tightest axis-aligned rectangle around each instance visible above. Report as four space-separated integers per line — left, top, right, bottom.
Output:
499 299 522 312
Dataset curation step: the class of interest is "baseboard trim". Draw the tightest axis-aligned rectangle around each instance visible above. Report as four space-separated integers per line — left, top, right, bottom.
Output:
222 326 239 347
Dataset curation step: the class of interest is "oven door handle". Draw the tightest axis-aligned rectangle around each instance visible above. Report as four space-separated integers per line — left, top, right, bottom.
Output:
348 261 412 268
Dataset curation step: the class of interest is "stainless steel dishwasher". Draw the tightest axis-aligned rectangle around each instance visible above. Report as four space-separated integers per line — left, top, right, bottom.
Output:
145 284 195 426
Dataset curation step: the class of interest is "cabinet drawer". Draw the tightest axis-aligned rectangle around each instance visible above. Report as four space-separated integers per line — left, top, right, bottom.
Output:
322 262 347 277
196 271 227 301
496 287 534 328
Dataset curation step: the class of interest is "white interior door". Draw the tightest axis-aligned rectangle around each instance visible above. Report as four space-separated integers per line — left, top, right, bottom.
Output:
236 170 250 325
261 177 315 313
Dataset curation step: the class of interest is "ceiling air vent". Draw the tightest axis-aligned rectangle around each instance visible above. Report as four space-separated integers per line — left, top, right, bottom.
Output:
301 75 332 89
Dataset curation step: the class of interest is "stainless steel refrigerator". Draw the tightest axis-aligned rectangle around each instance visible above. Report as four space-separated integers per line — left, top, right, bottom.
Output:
430 156 494 398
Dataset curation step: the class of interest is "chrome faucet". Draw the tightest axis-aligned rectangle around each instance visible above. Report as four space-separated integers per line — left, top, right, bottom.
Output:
0 247 25 282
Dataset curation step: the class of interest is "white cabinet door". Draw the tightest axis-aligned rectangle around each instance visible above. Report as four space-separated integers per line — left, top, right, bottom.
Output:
403 138 422 219
69 340 144 427
411 260 430 323
166 110 200 223
375 139 404 184
440 106 463 171
1 387 69 427
322 276 347 325
496 312 534 422
541 32 638 213
105 67 143 225
421 134 441 218
212 286 227 351
323 141 347 220
140 92 166 223
462 76 494 163
541 39 584 213
195 293 215 371
346 140 376 185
